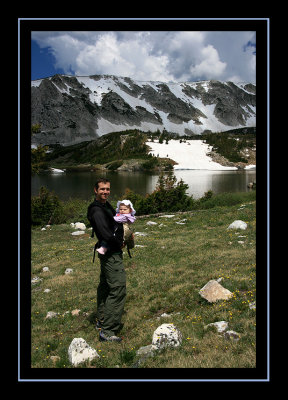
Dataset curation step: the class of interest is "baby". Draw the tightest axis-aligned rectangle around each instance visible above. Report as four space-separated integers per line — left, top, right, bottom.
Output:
97 199 136 255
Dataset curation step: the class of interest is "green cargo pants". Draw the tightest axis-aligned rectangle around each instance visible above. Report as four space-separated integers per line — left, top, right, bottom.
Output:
96 252 126 337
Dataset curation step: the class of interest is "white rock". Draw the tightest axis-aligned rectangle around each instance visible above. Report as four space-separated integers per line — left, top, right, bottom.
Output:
42 267 49 272
45 311 58 319
227 220 247 230
71 231 85 236
199 280 233 303
223 330 241 342
147 221 158 226
74 222 86 230
68 338 100 366
152 323 182 349
65 268 73 274
160 313 172 318
134 232 148 236
70 223 75 228
31 276 42 285
206 321 229 333
159 215 175 218
44 289 51 293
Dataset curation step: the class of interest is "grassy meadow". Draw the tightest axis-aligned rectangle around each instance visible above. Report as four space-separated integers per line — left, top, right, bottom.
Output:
31 196 256 370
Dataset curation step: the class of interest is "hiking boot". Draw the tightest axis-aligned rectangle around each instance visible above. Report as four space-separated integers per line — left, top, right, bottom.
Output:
99 331 122 342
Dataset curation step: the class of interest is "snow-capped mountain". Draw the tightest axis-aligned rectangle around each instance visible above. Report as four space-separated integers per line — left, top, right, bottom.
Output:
31 74 256 146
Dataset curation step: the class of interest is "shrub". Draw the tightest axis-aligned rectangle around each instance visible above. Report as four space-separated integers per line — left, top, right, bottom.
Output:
123 172 195 215
31 186 64 226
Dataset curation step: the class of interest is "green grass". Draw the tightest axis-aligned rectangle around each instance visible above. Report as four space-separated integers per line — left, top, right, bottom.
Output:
31 199 256 369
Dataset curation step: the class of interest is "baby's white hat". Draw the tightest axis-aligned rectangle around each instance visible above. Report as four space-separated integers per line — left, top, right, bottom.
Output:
116 199 136 215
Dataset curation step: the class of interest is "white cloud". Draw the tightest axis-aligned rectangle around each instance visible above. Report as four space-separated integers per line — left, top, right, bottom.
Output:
189 44 227 79
32 30 256 83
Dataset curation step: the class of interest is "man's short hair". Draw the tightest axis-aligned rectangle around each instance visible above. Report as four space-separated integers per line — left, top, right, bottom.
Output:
95 178 110 190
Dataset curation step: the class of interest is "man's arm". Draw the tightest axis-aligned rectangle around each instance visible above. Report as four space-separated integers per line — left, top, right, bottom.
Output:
91 207 123 249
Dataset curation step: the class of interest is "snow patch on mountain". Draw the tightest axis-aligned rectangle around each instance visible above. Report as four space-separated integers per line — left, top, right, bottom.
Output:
147 139 238 170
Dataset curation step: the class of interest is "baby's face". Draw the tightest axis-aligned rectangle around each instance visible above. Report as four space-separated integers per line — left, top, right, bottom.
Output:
119 204 131 214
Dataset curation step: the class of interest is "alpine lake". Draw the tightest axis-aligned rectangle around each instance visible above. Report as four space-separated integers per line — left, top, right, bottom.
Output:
31 169 256 202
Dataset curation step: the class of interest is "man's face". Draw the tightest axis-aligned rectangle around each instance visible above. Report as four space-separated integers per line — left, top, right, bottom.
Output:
94 182 110 203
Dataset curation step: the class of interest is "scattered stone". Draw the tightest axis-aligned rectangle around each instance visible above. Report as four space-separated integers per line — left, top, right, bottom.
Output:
134 232 148 236
31 276 43 285
147 221 157 226
227 220 247 230
135 245 147 248
70 222 86 230
44 289 51 293
71 231 85 236
237 241 245 244
159 215 175 218
42 267 50 272
205 321 229 333
175 219 187 225
65 268 73 274
199 279 233 303
136 344 158 358
249 301 256 310
152 323 182 350
223 330 241 342
45 311 59 319
68 338 100 366
74 222 86 230
71 309 81 316
160 313 172 318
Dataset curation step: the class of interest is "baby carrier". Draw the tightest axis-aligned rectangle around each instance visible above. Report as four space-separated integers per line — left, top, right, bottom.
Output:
123 223 134 258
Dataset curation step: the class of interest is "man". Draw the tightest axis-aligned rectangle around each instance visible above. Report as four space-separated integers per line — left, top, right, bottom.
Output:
87 178 126 342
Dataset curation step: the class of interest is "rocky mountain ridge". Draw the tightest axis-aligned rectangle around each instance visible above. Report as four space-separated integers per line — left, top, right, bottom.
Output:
31 74 256 146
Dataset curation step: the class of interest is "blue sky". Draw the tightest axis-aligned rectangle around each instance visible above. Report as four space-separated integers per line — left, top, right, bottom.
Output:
31 40 66 79
31 31 256 83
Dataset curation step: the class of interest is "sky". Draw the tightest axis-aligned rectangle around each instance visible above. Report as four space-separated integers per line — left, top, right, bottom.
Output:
31 31 256 84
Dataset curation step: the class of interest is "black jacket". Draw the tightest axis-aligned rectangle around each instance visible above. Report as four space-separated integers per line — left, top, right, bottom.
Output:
87 199 124 253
